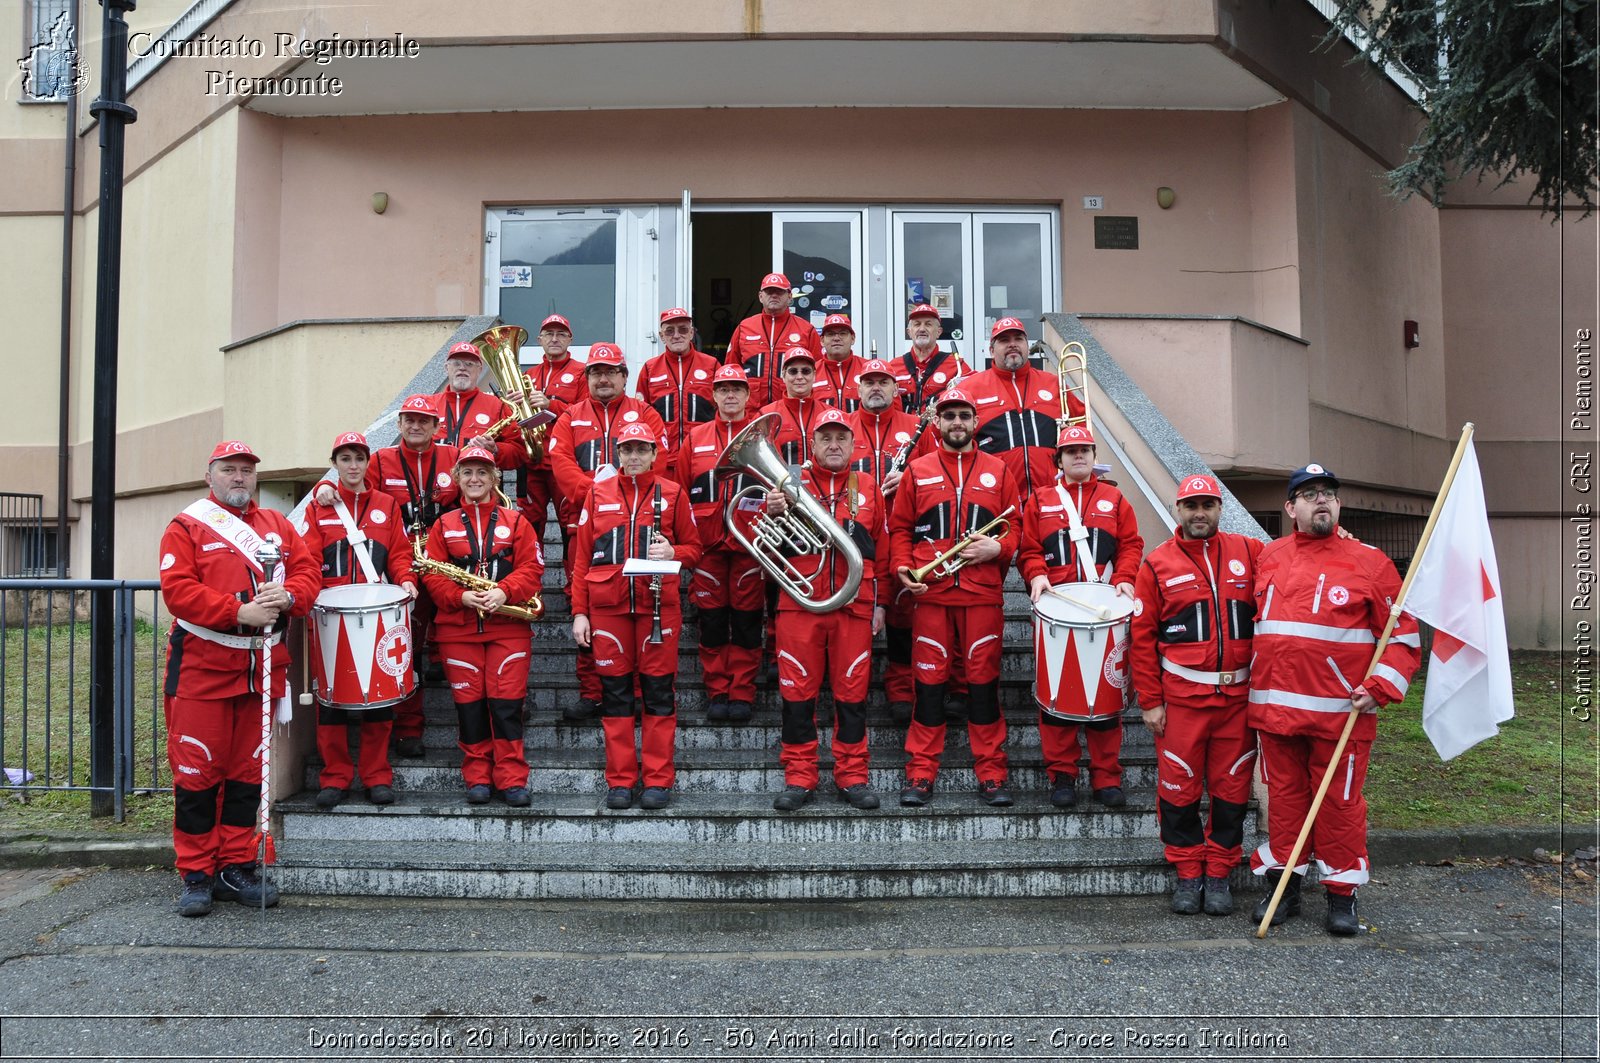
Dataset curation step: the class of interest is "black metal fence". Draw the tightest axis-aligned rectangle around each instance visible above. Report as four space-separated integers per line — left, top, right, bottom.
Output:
0 579 167 821
0 493 49 577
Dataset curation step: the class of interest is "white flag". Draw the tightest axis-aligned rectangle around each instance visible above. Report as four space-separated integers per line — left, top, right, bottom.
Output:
1403 441 1514 760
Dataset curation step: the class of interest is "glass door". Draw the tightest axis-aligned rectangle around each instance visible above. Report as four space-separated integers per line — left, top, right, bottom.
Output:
773 211 863 339
973 213 1054 349
890 213 974 365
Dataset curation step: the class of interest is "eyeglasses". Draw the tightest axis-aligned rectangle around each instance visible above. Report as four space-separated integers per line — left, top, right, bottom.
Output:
661 325 693 336
1295 487 1339 502
939 410 975 423
784 365 814 375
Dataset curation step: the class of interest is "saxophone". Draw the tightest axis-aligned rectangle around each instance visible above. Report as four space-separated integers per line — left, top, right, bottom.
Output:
411 535 544 622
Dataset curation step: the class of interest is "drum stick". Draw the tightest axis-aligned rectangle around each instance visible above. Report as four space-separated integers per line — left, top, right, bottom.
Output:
1044 586 1111 620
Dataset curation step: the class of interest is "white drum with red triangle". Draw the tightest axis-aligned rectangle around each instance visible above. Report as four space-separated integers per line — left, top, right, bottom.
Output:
1033 581 1133 723
309 583 414 710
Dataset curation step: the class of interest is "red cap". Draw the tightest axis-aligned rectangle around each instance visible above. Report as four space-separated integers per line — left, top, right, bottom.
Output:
446 340 482 360
712 364 750 387
991 317 1027 339
820 314 854 334
935 387 975 412
539 314 572 334
856 358 896 380
398 394 440 419
329 431 369 459
208 440 260 464
812 407 854 434
615 422 658 446
1057 425 1097 448
585 343 626 368
781 346 816 367
760 272 791 291
908 303 940 320
659 307 692 325
455 446 497 468
1176 473 1222 501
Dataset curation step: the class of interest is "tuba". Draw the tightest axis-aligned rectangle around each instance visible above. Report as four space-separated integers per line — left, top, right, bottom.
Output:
1057 340 1091 431
472 324 552 462
717 413 863 614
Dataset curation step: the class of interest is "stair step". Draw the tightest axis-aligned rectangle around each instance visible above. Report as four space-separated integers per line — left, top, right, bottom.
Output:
273 835 1210 900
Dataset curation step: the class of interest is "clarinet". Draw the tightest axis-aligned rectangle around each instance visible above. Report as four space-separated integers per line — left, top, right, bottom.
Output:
646 481 666 644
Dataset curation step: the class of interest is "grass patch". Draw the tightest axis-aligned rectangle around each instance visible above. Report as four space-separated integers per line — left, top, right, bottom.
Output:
1367 650 1598 830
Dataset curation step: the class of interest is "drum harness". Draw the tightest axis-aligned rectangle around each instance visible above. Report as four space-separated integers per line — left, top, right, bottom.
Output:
1055 480 1107 585
329 493 384 585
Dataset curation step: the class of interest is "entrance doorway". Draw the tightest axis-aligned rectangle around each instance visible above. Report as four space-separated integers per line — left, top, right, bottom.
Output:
689 212 770 360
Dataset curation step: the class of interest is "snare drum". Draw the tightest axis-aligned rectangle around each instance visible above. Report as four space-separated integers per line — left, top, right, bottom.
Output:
309 583 414 710
1033 581 1134 723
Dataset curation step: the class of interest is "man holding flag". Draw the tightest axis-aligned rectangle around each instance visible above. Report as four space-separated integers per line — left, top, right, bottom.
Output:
1247 462 1422 935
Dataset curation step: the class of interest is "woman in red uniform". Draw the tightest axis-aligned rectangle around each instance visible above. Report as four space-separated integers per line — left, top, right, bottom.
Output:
421 447 545 806
570 423 702 811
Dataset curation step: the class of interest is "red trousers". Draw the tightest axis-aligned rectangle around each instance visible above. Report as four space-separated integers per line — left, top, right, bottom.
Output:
776 608 872 788
882 588 914 704
691 547 765 702
1040 714 1124 790
392 589 433 741
315 716 394 789
439 634 530 790
1250 731 1372 894
593 612 680 789
1152 697 1254 878
166 693 272 876
904 601 1006 784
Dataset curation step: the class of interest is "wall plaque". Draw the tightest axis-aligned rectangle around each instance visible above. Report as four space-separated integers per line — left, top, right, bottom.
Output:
1093 216 1139 250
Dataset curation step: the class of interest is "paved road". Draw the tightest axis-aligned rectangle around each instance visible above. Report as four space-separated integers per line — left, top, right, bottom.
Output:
0 859 1594 1062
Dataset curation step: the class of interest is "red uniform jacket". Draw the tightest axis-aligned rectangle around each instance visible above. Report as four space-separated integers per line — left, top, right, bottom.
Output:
773 466 890 619
522 354 590 471
365 442 461 534
727 311 822 408
889 446 1020 606
676 414 759 552
849 406 930 486
813 354 866 412
570 471 701 616
299 484 417 591
1017 475 1143 588
760 395 828 468
967 364 1083 502
893 347 971 414
160 496 320 700
434 387 521 469
1249 532 1421 741
635 348 720 454
546 397 670 523
1130 530 1263 710
421 500 544 642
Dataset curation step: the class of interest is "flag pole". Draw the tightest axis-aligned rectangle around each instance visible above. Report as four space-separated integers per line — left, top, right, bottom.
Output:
1254 422 1477 938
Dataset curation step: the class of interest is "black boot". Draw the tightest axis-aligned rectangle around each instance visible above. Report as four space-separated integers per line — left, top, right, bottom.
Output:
1324 889 1361 936
1250 870 1303 925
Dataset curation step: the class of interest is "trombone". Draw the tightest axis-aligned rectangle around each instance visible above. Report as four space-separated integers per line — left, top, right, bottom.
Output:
907 505 1016 584
1057 341 1090 431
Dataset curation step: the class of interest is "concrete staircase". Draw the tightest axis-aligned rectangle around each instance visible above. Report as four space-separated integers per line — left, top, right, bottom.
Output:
275 521 1254 901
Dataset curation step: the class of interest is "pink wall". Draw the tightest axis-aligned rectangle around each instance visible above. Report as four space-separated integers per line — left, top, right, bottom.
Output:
234 106 1304 340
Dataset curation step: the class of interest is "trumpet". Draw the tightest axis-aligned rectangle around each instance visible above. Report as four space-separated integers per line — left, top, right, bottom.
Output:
907 505 1016 584
472 324 553 462
410 535 544 622
1057 341 1090 431
718 413 863 613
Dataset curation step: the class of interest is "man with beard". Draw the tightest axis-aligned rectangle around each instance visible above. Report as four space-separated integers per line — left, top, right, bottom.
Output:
160 441 320 916
636 307 719 455
1247 463 1420 935
812 314 866 412
892 304 970 414
964 317 1082 503
434 340 520 467
1129 474 1260 916
726 272 822 409
847 359 927 725
889 387 1021 807
548 343 669 721
764 408 889 811
677 364 764 723
570 423 701 811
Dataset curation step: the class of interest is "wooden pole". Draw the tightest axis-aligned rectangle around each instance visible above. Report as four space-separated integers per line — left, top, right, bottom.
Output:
1254 423 1477 938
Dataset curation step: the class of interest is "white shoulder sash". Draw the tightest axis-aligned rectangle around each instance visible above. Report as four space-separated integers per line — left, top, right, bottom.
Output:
181 499 281 581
